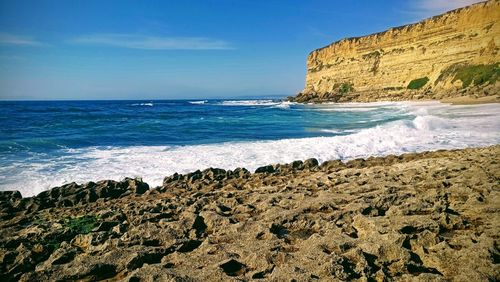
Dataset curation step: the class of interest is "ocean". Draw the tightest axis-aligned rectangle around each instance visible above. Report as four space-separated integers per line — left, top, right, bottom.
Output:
1 99 499 197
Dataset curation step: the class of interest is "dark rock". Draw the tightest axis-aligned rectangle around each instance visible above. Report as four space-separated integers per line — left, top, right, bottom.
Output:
15 178 150 213
5 243 35 279
0 191 22 203
92 221 120 232
74 263 117 280
44 244 78 266
320 160 344 172
177 240 202 253
291 160 304 170
192 215 207 237
219 259 247 277
111 224 127 235
186 170 203 182
304 158 319 169
124 178 149 195
163 172 182 185
255 165 275 174
270 223 288 239
126 249 167 271
0 191 23 216
124 264 194 281
201 168 226 181
233 168 250 178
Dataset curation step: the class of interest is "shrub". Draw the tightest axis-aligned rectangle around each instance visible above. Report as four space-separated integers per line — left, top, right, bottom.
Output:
339 83 353 94
407 77 429 89
452 63 499 88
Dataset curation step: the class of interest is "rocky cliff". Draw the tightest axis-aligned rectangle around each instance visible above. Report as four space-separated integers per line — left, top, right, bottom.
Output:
293 0 500 103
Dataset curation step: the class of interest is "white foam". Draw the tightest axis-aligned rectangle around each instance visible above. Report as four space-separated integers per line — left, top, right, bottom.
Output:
220 99 281 106
319 129 358 134
273 101 294 109
320 129 343 134
220 99 275 106
219 100 295 109
189 100 207 105
1 102 499 197
309 101 414 113
319 101 406 107
316 107 379 112
131 102 153 107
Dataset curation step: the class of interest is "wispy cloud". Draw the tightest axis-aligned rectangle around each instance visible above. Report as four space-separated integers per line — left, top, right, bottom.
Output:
71 34 233 50
0 32 44 46
406 0 485 18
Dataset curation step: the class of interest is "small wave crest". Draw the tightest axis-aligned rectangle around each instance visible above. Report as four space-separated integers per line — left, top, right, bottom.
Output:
317 107 378 112
131 103 154 107
273 101 294 109
220 99 295 109
319 129 359 134
189 100 208 105
221 99 277 106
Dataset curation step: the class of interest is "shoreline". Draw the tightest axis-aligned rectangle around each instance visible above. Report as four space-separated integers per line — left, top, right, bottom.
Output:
1 145 499 280
289 94 500 105
3 99 499 198
440 95 500 105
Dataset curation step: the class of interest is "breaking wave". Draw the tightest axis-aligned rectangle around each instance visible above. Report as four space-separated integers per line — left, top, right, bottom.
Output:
3 102 499 197
189 100 207 105
131 102 154 107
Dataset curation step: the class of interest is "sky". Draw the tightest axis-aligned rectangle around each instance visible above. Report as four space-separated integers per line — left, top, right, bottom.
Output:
0 0 485 100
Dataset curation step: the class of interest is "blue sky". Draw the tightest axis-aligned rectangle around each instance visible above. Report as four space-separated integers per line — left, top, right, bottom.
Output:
0 0 483 100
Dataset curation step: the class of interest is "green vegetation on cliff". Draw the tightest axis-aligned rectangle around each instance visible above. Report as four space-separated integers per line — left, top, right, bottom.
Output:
339 83 353 94
407 77 429 89
452 63 499 88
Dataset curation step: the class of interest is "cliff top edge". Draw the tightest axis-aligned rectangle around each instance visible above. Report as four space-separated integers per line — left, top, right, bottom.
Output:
310 0 496 56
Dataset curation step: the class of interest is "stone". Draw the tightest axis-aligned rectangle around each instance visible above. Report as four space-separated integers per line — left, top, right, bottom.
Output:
219 259 247 277
303 158 319 169
255 165 275 174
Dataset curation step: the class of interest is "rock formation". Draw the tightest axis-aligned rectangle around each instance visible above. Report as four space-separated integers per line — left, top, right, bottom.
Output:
293 0 500 103
0 146 499 281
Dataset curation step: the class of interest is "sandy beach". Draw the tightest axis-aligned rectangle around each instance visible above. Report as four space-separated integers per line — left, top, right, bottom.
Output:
441 95 500 105
1 145 498 281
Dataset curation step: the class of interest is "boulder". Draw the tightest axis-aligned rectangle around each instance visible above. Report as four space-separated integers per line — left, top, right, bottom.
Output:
255 165 275 174
14 178 149 213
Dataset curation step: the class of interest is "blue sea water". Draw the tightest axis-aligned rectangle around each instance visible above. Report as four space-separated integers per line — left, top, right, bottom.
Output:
1 99 499 196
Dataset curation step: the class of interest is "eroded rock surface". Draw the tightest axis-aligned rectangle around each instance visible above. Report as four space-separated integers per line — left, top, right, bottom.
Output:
0 146 499 281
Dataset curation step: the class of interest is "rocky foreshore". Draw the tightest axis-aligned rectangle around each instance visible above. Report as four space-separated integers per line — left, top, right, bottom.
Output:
289 84 500 104
1 146 499 281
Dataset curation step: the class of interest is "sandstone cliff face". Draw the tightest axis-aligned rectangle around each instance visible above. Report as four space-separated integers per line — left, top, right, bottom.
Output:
295 0 500 102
